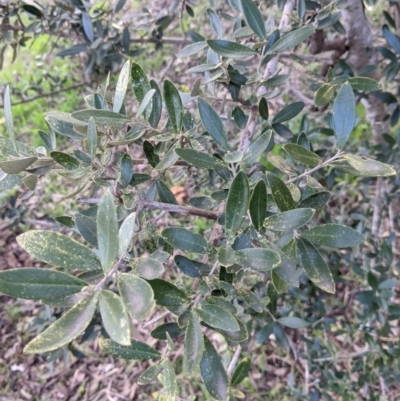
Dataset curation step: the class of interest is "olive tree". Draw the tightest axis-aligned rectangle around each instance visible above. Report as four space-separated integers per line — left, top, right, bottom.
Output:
1 0 399 399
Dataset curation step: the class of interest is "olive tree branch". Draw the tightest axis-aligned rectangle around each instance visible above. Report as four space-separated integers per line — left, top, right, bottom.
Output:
95 253 126 291
227 345 242 376
284 150 345 185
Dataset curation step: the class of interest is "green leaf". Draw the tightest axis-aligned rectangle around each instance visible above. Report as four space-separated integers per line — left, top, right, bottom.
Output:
131 62 152 119
267 26 316 53
0 174 22 191
75 214 97 248
99 337 160 360
225 171 250 239
50 151 79 170
156 180 178 207
175 148 226 169
174 255 211 277
272 102 304 124
4 85 16 151
207 39 257 58
71 110 130 127
339 154 396 177
87 117 97 160
235 248 281 271
130 258 164 280
242 131 272 164
347 77 381 91
200 337 229 401
138 360 164 385
17 230 101 270
148 279 190 315
143 140 160 168
297 238 335 294
282 144 321 166
113 60 130 113
260 74 290 87
0 268 87 300
24 293 99 353
259 97 269 120
207 9 223 37
231 357 250 386
160 359 177 400
250 179 267 231
273 322 290 352
136 89 156 118
235 285 263 312
183 312 204 376
264 208 314 231
262 240 299 287
149 80 162 128
278 316 310 329
163 80 183 134
315 84 335 107
333 82 356 149
162 228 214 254
301 224 365 248
120 153 133 188
154 142 180 171
151 322 184 340
178 41 208 57
271 270 290 293
99 290 130 346
266 172 295 211
118 273 155 321
211 316 248 343
198 98 228 149
118 213 136 256
196 304 239 332
22 174 38 191
97 191 119 273
44 112 86 140
239 0 266 39
0 156 37 174
298 191 330 209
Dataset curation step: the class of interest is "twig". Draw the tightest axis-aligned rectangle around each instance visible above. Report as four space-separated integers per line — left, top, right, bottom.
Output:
284 150 345 185
227 345 242 376
95 253 126 291
239 108 258 152
142 311 170 328
1 82 88 107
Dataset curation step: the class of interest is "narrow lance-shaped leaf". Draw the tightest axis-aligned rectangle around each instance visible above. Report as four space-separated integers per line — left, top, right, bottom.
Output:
162 228 214 254
118 213 136 256
120 153 133 188
231 357 251 386
301 224 365 248
17 230 101 270
130 258 164 280
87 117 97 160
267 25 316 53
50 151 80 170
4 85 16 152
196 304 240 332
0 156 38 174
266 172 295 211
24 293 99 353
340 154 396 177
118 273 155 320
198 98 228 149
97 191 119 273
235 248 281 271
297 238 335 294
200 337 229 401
71 110 130 127
207 8 223 37
175 148 226 169
239 0 266 39
264 208 315 231
250 179 267 231
333 82 356 148
149 80 162 129
207 39 257 58
163 80 183 134
272 102 305 124
183 312 204 376
75 214 98 248
113 60 130 113
136 89 156 118
160 359 177 400
283 144 321 166
100 337 160 360
131 62 152 119
242 130 272 164
99 290 131 346
225 171 250 239
0 268 87 300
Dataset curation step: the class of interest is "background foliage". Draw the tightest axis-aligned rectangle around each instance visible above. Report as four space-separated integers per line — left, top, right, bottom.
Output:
0 0 400 400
